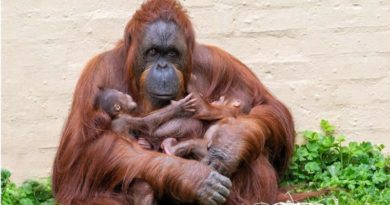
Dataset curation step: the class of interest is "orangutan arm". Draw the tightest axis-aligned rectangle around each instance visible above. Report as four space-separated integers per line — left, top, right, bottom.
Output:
111 93 196 135
85 133 231 204
202 99 294 177
192 44 295 178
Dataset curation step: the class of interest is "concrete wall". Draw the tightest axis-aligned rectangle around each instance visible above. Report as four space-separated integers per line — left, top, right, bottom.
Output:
2 0 390 182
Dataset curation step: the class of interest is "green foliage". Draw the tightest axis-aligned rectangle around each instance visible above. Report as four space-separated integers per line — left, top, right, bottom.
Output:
282 120 390 205
1 169 54 205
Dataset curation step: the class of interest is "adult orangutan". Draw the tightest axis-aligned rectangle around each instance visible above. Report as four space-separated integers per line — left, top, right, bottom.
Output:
52 0 295 205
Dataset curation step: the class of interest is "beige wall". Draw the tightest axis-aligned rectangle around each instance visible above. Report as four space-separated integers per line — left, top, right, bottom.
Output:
2 0 390 182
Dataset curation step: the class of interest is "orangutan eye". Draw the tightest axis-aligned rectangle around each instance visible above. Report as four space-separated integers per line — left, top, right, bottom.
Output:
147 48 158 57
114 104 121 111
167 49 179 57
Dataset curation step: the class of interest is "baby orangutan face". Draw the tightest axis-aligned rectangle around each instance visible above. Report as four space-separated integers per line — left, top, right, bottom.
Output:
97 88 137 117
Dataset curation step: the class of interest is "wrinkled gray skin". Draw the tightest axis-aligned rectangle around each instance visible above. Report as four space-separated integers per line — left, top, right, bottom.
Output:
135 20 188 108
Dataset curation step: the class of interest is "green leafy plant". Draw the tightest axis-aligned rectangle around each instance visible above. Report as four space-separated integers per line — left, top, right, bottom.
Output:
1 169 54 205
282 120 390 205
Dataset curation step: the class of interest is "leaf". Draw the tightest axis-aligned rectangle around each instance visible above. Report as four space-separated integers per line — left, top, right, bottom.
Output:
304 162 321 174
336 135 346 143
321 136 335 148
328 165 339 178
21 183 33 194
372 171 388 184
382 188 390 201
303 131 319 141
320 119 335 136
306 142 320 152
20 198 34 205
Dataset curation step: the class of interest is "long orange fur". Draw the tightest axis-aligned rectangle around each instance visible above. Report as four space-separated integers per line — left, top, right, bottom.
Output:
52 0 298 204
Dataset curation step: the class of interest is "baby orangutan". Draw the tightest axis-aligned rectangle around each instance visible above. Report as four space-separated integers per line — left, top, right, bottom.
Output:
95 88 138 118
95 88 196 138
160 96 242 164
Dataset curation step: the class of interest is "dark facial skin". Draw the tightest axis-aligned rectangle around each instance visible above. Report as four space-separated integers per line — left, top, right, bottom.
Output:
136 20 188 108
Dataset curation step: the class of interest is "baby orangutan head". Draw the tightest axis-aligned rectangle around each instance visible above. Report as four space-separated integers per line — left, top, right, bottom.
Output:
96 88 137 118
